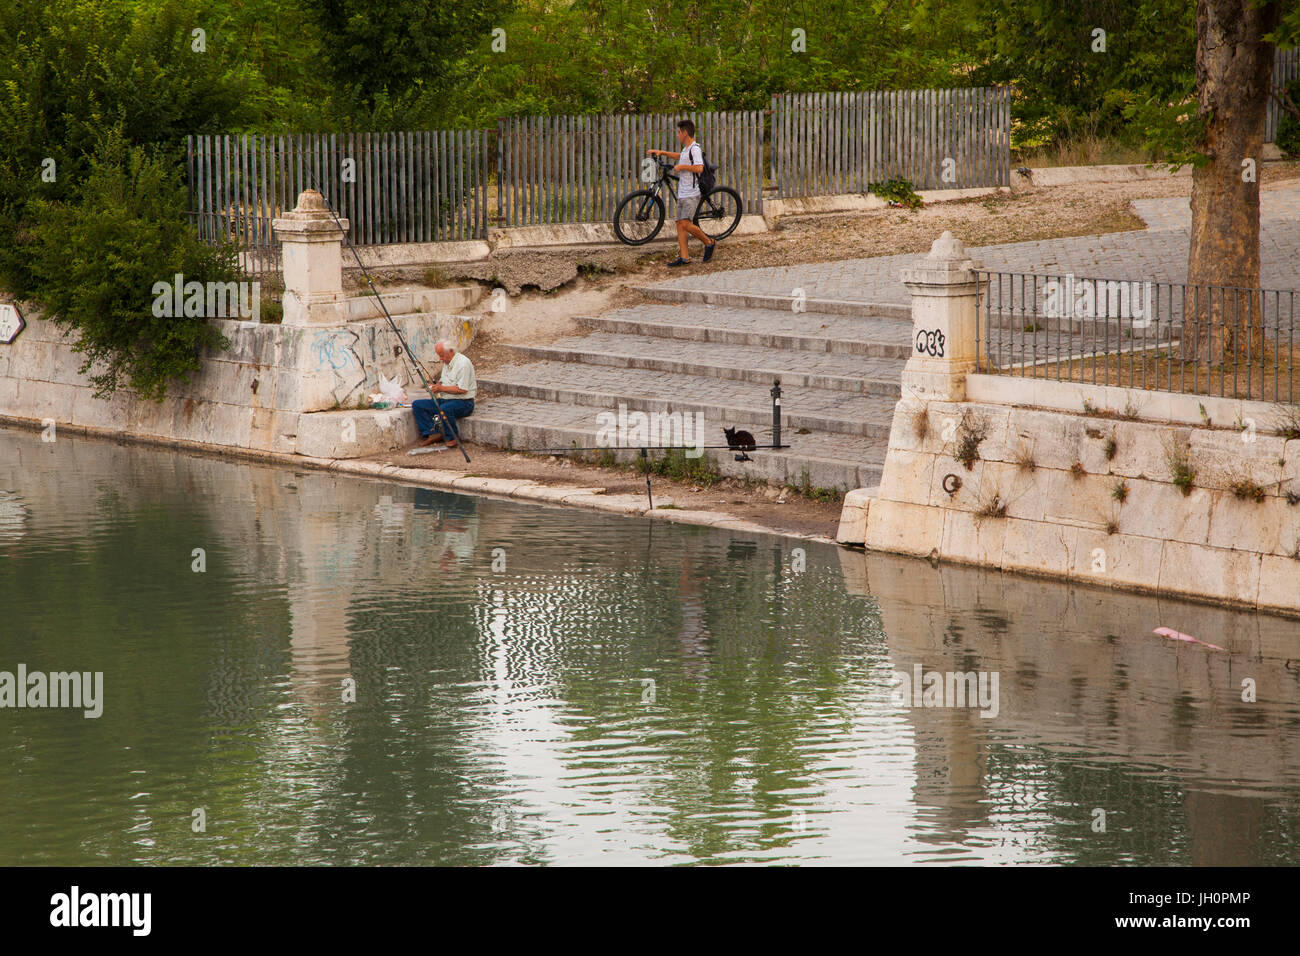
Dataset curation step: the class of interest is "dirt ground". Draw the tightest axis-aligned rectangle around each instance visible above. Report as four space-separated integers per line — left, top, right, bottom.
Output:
377 442 847 540
355 163 1300 536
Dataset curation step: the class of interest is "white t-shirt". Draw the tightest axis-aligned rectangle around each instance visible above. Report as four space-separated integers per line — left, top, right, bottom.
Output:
677 140 704 198
439 351 477 400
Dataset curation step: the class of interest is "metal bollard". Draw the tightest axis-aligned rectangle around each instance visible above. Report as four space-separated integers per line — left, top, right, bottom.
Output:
771 378 782 448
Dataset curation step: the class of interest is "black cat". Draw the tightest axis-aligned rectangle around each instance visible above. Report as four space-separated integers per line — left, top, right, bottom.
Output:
723 426 756 451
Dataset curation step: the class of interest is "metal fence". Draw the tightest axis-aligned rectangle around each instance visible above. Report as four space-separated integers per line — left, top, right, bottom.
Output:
1266 47 1300 144
495 110 766 226
187 131 490 274
976 271 1298 403
771 87 1010 197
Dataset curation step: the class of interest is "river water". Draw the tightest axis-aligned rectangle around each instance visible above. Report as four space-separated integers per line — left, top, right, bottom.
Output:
1 427 1298 865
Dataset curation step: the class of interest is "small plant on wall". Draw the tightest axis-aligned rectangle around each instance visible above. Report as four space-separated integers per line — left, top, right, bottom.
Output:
910 406 930 444
1111 479 1130 503
1163 433 1196 496
954 410 987 471
975 492 1007 519
1227 475 1267 503
1013 439 1037 473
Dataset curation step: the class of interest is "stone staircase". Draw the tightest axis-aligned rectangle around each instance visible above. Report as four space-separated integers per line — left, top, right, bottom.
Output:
458 294 912 492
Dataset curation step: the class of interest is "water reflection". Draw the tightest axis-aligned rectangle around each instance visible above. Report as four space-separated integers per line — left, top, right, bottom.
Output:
0 427 1297 865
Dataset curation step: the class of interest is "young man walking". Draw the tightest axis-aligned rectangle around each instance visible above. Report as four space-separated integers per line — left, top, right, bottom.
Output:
647 119 717 267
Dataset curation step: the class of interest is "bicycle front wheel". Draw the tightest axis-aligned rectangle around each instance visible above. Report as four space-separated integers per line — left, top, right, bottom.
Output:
694 187 743 240
613 190 666 245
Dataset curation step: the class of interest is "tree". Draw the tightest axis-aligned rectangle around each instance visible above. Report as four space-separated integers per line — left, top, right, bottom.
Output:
1183 0 1295 364
309 0 513 113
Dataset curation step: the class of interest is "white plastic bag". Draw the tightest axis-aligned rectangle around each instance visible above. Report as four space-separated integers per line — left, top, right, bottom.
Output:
376 372 408 404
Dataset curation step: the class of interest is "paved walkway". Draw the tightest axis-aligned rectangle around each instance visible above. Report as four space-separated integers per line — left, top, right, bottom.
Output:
653 182 1300 305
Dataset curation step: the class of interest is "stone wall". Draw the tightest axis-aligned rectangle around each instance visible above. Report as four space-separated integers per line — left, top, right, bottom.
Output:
840 396 1300 613
0 308 475 457
0 191 480 459
836 231 1300 615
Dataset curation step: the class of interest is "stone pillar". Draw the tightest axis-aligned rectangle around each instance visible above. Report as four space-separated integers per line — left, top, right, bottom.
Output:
899 231 985 402
273 189 350 326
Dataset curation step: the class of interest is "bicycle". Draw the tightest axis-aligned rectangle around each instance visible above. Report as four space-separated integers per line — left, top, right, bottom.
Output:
613 158 743 246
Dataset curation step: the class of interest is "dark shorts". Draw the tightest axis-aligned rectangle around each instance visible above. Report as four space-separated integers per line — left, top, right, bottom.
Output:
675 195 700 222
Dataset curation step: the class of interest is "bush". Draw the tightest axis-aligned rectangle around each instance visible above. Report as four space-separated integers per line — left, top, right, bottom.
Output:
27 131 243 401
1276 80 1300 159
0 0 253 297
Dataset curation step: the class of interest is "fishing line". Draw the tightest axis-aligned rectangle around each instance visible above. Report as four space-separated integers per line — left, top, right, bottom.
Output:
294 159 471 463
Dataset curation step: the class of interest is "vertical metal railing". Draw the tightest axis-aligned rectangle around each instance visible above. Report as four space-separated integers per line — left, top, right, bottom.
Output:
975 271 1296 403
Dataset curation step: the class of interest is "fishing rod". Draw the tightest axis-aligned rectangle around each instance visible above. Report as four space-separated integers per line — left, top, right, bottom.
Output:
295 158 471 464
523 443 790 453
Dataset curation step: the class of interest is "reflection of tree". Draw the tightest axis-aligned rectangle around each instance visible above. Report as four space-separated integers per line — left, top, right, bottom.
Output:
455 531 883 863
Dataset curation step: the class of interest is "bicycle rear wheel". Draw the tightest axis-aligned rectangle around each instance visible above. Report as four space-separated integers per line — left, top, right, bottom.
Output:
694 187 742 240
613 190 666 245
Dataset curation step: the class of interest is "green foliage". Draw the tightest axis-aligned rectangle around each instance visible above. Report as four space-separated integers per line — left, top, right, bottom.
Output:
959 0 1197 151
0 0 255 295
1276 79 1300 158
28 131 241 401
868 178 922 208
636 448 724 486
307 0 513 119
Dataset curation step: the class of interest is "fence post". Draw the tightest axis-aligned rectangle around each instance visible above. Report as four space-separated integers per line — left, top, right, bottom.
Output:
899 231 986 402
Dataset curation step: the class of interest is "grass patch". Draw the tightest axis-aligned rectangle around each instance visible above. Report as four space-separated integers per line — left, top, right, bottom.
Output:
1014 134 1165 169
1004 348 1300 404
635 448 724 487
1111 479 1129 503
787 467 844 503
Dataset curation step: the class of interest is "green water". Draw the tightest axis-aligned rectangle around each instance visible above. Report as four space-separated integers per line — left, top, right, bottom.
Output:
1 427 1299 865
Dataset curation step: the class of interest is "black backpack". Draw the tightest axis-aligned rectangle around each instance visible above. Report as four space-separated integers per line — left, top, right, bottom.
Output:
692 143 717 195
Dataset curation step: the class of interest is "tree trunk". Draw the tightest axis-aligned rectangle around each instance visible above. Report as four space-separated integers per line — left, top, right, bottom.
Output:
1185 0 1281 365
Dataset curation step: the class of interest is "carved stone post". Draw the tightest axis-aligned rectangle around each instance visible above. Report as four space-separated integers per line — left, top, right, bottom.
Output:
899 231 985 402
273 189 350 326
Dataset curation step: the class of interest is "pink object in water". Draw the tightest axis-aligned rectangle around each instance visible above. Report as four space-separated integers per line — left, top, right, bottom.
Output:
1153 627 1225 652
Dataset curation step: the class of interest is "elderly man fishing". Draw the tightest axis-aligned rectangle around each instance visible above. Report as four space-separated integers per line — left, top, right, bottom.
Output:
412 340 476 448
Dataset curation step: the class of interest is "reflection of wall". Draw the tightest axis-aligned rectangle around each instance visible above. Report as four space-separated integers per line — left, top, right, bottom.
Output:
840 547 1300 842
0 429 485 716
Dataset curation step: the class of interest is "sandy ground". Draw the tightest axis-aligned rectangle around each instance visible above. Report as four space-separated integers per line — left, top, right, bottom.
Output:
352 164 1300 537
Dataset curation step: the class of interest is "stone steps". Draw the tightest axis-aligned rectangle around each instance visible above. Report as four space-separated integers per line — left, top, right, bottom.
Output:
500 331 904 396
579 304 913 357
631 284 911 320
460 296 910 492
456 394 888 490
478 360 897 438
